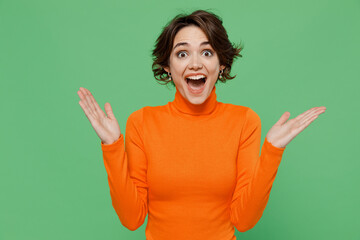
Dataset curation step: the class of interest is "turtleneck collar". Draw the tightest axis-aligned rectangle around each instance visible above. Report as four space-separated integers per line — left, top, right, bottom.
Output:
170 85 219 116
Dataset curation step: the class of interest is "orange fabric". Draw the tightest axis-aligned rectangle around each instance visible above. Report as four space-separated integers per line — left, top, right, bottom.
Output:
101 86 286 240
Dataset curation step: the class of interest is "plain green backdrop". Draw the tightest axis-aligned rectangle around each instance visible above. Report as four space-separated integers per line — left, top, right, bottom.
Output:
0 0 359 239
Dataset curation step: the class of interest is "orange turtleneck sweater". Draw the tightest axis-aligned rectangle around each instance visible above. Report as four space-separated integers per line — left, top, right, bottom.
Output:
100 86 286 240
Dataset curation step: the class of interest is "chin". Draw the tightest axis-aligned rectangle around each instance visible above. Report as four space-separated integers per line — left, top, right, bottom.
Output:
187 95 207 105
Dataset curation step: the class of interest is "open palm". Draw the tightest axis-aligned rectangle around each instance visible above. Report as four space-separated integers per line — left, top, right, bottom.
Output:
77 87 121 145
266 107 327 148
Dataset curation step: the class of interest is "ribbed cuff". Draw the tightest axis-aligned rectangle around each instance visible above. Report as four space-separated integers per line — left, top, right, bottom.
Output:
264 137 286 153
260 137 286 168
101 134 124 151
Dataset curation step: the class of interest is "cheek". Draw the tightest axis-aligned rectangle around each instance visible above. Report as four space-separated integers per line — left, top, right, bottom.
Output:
171 59 187 74
204 57 219 67
206 60 220 74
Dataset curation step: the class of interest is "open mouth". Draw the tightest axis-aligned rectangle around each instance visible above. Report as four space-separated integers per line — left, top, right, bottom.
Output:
185 76 207 93
186 77 207 84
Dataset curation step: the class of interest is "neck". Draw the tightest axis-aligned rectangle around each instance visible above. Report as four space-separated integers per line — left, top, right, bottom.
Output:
170 86 218 116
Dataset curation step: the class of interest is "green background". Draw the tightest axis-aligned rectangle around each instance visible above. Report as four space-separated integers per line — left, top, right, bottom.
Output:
1 0 359 239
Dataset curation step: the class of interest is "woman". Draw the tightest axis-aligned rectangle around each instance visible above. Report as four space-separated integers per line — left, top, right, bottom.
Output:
77 10 326 240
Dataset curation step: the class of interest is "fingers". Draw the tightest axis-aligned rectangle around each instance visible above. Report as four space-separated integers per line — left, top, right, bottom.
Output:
82 88 97 114
299 107 326 125
78 89 96 122
295 106 326 122
104 102 116 120
298 114 320 133
289 108 325 136
84 88 106 119
78 87 106 119
294 107 314 120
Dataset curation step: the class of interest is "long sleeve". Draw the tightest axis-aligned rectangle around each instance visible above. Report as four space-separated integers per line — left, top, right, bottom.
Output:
100 109 148 231
230 107 286 232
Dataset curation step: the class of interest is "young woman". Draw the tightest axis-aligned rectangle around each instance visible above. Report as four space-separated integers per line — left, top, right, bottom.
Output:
77 10 326 240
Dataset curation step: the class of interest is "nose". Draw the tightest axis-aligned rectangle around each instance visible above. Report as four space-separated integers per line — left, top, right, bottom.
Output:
188 53 203 70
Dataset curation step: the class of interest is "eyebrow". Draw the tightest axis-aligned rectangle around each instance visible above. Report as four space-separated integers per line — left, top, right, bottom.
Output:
172 41 210 51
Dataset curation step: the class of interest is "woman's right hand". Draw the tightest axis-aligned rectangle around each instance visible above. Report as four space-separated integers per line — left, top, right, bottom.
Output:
77 87 121 145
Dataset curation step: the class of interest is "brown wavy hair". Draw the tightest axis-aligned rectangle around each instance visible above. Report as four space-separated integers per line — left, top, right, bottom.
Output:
151 9 244 88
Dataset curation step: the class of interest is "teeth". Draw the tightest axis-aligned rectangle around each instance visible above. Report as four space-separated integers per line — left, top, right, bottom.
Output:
186 75 206 80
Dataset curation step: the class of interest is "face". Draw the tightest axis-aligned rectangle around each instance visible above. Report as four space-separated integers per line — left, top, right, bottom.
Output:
164 25 225 105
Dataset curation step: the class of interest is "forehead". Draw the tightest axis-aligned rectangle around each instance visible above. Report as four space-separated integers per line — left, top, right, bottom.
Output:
173 25 208 46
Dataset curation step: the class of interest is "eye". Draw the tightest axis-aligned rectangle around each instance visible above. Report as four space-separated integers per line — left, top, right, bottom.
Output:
176 51 188 58
202 49 213 57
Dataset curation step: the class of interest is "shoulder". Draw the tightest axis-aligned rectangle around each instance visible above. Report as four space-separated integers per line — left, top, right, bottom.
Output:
128 107 143 122
222 103 261 122
127 105 167 122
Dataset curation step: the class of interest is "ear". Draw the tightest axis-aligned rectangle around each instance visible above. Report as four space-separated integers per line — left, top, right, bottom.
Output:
220 65 225 71
163 66 170 73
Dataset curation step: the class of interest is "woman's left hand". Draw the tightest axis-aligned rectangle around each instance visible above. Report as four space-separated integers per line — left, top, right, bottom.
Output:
266 106 327 148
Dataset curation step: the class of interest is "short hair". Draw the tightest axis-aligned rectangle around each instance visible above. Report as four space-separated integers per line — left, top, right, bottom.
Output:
151 9 244 87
